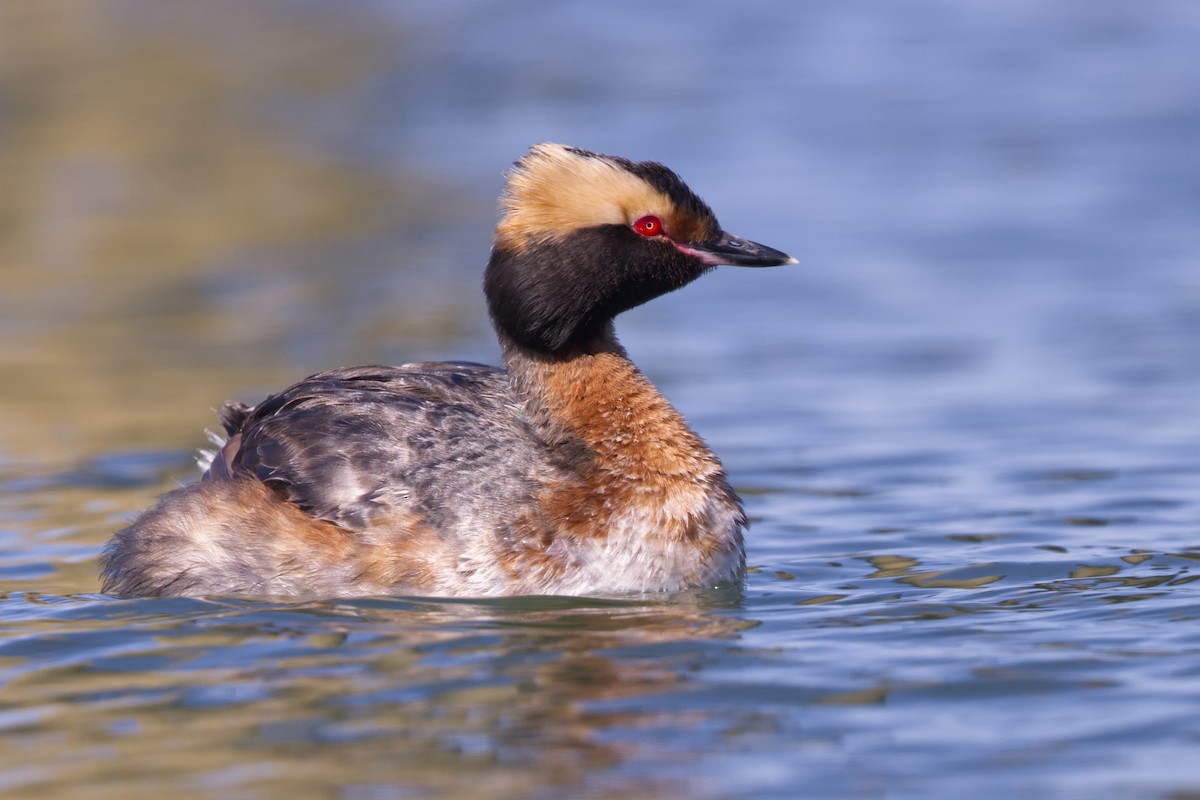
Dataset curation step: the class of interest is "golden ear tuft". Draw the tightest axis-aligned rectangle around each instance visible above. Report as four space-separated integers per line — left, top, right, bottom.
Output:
495 143 672 248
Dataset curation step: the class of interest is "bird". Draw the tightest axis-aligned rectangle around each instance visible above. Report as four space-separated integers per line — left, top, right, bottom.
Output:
100 143 796 598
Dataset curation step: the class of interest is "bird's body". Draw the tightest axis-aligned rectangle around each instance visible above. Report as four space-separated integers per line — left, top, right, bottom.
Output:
101 144 794 598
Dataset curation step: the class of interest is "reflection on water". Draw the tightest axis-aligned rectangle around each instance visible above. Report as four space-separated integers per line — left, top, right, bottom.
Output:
2 1 1199 798
0 594 753 799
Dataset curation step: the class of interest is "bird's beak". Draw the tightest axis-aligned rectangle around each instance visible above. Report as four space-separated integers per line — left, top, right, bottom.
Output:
681 230 798 268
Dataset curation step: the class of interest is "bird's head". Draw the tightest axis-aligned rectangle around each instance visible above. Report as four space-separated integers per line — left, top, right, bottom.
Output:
485 143 795 355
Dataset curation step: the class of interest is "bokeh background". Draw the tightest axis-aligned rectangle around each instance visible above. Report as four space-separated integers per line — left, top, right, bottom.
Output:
1 2 1198 798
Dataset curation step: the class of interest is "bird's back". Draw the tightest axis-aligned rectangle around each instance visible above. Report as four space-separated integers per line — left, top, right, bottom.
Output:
101 363 571 597
213 363 561 531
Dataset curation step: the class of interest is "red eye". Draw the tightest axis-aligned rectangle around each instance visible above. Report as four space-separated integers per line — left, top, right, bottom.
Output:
633 215 663 237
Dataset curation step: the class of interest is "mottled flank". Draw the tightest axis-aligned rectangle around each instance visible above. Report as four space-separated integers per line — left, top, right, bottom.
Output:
101 143 794 598
101 475 447 597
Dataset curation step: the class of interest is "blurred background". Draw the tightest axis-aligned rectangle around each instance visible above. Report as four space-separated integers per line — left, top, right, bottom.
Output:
1 2 1199 798
2 0 1190 474
4 0 1194 477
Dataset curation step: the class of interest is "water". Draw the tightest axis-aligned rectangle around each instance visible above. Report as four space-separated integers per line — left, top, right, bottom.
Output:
1 2 1199 797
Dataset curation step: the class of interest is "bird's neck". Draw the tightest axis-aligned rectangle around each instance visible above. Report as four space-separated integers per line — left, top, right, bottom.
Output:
501 333 722 484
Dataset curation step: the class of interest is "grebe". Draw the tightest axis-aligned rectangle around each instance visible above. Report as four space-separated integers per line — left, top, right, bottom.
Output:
101 143 795 598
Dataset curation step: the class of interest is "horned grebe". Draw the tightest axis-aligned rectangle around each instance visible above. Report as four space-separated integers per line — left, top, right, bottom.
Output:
101 144 796 598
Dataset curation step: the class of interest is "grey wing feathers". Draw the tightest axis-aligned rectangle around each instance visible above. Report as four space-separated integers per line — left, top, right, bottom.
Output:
213 363 534 530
